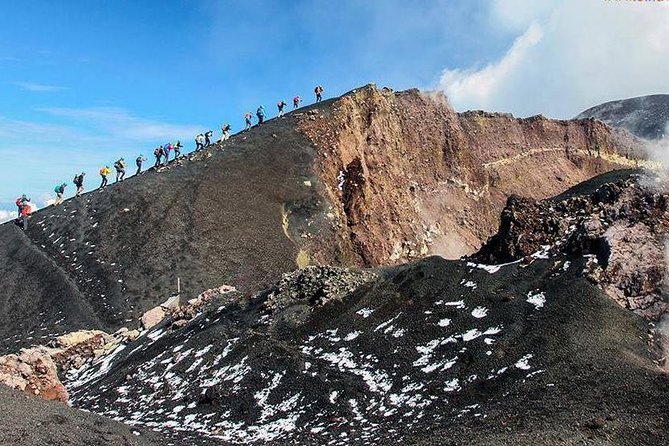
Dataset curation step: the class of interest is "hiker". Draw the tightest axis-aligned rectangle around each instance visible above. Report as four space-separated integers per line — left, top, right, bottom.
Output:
73 172 85 197
136 155 147 175
17 201 31 231
99 166 111 188
314 85 324 102
174 141 182 159
195 134 205 151
205 131 213 147
293 96 301 109
221 124 231 141
114 158 126 182
15 195 29 217
53 183 67 206
277 100 287 117
256 106 265 125
164 143 172 165
154 146 164 167
244 112 253 130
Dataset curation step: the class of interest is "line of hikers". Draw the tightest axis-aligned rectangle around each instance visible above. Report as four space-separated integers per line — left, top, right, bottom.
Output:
15 85 326 228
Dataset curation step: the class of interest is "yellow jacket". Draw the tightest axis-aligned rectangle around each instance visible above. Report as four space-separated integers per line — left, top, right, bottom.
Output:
100 167 111 176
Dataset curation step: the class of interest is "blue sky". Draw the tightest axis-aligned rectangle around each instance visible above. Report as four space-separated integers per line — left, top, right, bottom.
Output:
1 0 668 215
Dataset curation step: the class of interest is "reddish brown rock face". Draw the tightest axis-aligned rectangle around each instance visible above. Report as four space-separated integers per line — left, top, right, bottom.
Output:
0 347 68 403
298 85 644 265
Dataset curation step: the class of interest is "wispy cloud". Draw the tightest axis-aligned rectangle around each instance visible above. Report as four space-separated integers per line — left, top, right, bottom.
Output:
0 209 16 223
37 106 203 141
440 23 543 111
439 0 669 118
12 81 67 92
0 106 206 207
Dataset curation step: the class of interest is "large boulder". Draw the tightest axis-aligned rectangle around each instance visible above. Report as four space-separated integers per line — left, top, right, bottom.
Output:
141 306 166 330
0 347 68 403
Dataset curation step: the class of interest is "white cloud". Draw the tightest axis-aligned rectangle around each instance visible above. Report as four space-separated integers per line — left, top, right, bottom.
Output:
37 106 203 142
490 0 557 31
11 81 66 92
440 0 669 118
0 209 16 223
440 23 543 111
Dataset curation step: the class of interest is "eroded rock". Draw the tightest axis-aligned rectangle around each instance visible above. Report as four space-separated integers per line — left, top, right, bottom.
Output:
475 172 669 319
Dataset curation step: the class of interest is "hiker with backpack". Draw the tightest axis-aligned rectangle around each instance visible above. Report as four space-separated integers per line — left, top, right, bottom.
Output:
164 143 172 165
204 131 213 147
174 141 183 159
221 124 231 141
195 134 205 151
154 146 164 167
99 166 111 188
277 100 287 117
114 159 126 182
315 85 324 102
293 96 301 109
256 106 266 125
73 173 85 197
245 112 253 130
15 195 29 217
17 201 31 231
53 183 67 206
136 155 147 175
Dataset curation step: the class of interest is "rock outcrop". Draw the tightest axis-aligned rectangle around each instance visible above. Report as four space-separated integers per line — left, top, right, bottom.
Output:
0 347 68 402
300 85 645 265
476 170 669 319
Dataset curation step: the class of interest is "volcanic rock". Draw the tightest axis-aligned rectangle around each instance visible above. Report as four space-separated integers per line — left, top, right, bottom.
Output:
476 170 669 319
0 347 68 403
141 307 166 330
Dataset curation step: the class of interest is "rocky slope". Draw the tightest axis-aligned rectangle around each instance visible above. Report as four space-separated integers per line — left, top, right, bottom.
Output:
475 169 669 320
0 383 164 446
577 94 669 140
0 85 645 353
61 257 669 445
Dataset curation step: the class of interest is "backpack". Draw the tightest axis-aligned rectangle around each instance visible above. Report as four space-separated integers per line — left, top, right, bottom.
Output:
54 186 61 193
73 175 78 185
99 168 106 176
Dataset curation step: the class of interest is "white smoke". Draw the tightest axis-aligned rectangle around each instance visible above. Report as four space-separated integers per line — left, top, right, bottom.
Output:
658 242 669 369
643 122 669 169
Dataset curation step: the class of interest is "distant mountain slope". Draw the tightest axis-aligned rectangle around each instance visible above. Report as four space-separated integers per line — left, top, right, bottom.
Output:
577 94 669 140
0 85 645 352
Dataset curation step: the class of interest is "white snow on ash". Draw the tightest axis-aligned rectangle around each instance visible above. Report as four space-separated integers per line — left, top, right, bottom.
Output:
471 307 488 318
526 291 546 309
356 308 375 318
515 354 533 370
